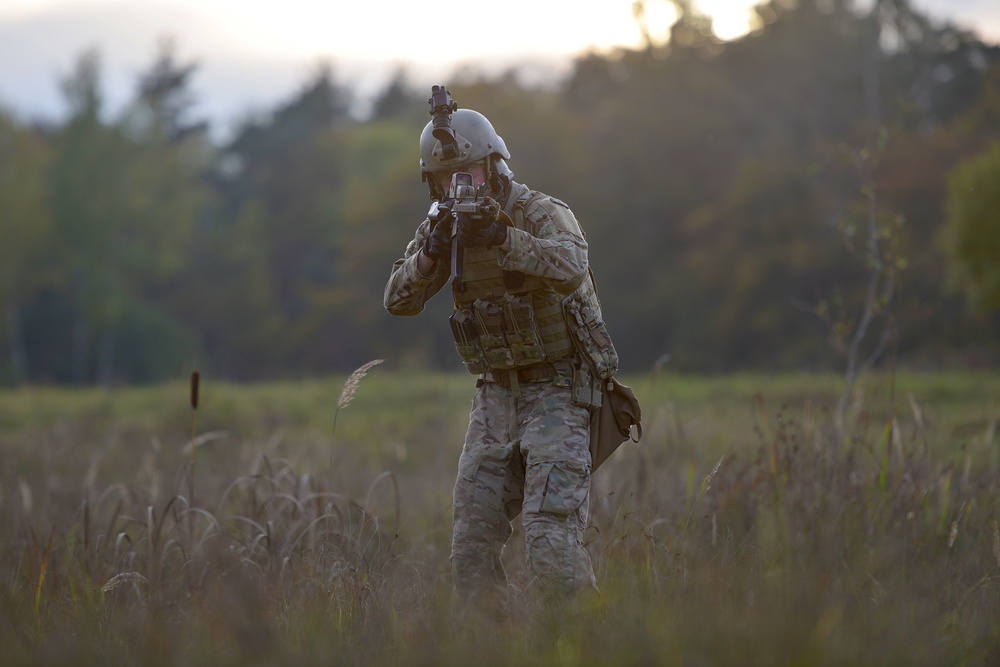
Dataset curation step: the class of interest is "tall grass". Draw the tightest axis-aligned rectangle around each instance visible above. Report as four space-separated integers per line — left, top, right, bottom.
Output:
0 370 998 665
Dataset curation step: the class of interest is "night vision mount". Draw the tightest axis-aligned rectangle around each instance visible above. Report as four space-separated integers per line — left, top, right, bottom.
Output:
427 85 465 162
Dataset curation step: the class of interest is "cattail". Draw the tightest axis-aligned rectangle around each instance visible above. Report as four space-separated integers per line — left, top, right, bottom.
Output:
338 359 384 410
190 370 200 410
189 369 200 470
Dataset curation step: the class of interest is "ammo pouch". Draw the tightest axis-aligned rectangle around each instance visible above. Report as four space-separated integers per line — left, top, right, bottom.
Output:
473 299 515 369
450 295 548 373
500 295 547 366
562 294 619 380
450 308 489 374
569 360 602 409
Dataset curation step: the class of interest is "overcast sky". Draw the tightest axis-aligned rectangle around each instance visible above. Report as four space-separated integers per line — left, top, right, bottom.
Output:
1 0 997 139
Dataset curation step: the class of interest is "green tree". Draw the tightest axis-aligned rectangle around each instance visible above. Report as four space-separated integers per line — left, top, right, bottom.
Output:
0 110 52 385
329 120 443 368
45 48 130 383
944 142 1000 313
369 68 425 124
131 36 203 140
13 0 999 383
202 65 355 375
676 155 835 370
106 39 212 382
39 45 209 384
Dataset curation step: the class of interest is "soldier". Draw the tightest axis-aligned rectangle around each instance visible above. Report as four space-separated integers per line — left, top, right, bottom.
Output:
384 95 618 602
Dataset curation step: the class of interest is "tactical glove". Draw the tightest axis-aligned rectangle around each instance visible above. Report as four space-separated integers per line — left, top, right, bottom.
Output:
457 198 508 249
422 212 454 262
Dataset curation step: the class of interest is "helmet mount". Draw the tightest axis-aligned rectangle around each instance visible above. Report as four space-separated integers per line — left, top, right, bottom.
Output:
420 86 511 199
428 85 460 161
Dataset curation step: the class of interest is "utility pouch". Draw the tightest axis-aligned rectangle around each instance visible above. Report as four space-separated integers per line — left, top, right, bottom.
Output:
589 377 642 471
503 294 547 366
570 361 602 409
562 295 620 379
474 299 516 369
450 308 489 374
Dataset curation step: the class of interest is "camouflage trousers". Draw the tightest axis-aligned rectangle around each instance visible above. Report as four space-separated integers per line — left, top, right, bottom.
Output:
451 378 597 600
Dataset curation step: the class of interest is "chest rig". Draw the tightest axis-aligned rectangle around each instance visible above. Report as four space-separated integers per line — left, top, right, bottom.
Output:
448 189 586 376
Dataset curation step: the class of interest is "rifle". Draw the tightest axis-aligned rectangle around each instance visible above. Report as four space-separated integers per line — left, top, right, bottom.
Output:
426 86 500 292
428 172 498 292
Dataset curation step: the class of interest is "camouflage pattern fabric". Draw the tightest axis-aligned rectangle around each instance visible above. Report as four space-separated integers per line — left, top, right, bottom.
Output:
383 178 599 600
496 183 588 287
383 182 589 318
382 218 451 317
451 379 597 600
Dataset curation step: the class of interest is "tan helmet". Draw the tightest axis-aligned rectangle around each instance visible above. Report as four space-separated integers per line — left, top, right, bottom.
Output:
419 109 510 184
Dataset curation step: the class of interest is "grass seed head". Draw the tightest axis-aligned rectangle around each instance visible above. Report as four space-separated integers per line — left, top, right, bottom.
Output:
992 520 1000 569
338 359 384 410
102 572 151 593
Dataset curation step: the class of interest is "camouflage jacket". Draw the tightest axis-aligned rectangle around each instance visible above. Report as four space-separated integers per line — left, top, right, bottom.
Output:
383 181 589 316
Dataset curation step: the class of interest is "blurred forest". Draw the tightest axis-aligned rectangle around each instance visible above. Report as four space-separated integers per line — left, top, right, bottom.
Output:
1 0 999 386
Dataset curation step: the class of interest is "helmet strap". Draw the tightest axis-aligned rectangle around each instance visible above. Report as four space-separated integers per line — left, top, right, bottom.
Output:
483 159 494 196
428 179 444 200
490 157 511 203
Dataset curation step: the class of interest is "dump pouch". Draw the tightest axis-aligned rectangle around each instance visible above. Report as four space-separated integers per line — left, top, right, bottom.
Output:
562 295 619 379
589 377 642 471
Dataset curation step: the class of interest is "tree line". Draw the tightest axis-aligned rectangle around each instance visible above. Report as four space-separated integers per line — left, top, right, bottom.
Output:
1 0 998 386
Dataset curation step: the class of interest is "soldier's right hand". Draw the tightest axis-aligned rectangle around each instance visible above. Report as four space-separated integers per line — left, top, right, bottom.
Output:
422 216 453 262
428 199 455 224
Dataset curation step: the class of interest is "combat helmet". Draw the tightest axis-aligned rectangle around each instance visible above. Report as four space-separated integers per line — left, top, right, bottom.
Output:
419 108 511 195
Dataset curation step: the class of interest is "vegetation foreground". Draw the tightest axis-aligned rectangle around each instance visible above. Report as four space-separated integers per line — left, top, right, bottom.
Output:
0 370 998 666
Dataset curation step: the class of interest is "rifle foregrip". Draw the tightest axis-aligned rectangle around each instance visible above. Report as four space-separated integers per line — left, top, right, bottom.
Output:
451 225 465 291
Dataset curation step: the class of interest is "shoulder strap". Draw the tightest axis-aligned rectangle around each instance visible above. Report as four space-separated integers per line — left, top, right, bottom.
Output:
501 190 548 291
511 189 595 295
513 190 548 231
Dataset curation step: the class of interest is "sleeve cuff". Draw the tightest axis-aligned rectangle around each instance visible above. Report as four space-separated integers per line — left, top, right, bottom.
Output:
498 227 527 269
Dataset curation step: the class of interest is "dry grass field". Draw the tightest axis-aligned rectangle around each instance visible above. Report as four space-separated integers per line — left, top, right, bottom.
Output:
1 369 998 666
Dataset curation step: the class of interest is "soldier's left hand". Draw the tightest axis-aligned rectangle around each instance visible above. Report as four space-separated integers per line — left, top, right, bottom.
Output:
458 198 507 249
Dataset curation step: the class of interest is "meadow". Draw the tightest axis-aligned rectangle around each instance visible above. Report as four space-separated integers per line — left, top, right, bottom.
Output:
1 368 998 666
